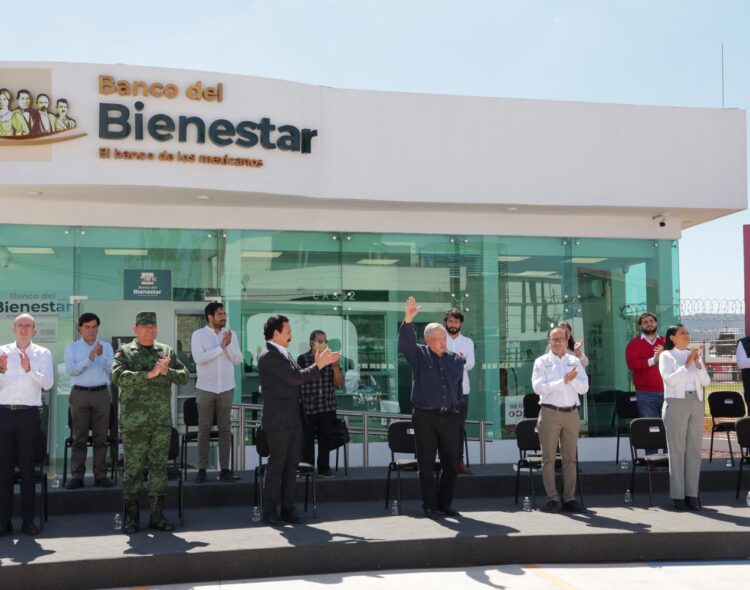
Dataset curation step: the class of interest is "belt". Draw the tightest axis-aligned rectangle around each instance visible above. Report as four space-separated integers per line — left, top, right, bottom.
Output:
72 384 109 392
414 406 460 415
0 404 38 411
684 390 697 395
541 403 579 413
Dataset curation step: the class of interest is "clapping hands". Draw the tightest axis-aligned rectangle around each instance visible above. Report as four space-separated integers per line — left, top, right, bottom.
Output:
314 347 342 369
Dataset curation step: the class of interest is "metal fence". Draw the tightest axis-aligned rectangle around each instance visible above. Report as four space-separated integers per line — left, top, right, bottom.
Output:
230 403 492 472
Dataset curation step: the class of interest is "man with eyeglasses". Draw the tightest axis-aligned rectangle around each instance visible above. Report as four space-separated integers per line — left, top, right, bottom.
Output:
532 326 589 513
297 330 343 478
0 314 54 536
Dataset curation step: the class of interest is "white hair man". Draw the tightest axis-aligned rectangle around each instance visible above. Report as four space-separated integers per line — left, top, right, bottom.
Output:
398 297 465 519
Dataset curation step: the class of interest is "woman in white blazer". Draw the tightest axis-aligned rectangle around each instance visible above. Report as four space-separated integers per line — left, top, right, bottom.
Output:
659 324 710 511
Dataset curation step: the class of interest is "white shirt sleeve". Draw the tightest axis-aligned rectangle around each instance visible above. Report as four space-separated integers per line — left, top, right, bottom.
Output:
737 342 750 369
463 338 475 372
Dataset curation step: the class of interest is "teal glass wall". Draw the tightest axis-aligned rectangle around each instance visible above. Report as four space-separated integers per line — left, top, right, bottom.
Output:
0 224 679 461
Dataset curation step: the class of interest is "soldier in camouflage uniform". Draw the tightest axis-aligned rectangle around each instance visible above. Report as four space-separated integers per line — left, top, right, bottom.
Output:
112 311 189 534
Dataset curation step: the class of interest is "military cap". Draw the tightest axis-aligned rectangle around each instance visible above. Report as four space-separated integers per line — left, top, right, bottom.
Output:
135 311 157 326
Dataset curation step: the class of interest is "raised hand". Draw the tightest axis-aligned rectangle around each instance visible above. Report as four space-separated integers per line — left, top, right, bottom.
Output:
574 339 584 357
404 296 421 324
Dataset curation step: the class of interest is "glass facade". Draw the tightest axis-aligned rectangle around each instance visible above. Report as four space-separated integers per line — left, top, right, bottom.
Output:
0 224 679 460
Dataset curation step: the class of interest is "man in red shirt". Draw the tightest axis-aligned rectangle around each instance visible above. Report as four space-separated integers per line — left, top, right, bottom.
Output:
625 312 666 418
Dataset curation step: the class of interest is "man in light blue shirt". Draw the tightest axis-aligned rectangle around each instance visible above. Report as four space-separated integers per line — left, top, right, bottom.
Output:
64 313 114 489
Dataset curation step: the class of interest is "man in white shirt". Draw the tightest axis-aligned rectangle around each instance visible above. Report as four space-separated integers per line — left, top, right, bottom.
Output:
0 314 54 536
531 327 589 513
64 312 114 489
191 302 243 483
444 308 475 475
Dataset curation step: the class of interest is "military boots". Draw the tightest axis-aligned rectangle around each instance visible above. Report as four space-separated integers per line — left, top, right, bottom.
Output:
123 499 139 534
148 496 175 532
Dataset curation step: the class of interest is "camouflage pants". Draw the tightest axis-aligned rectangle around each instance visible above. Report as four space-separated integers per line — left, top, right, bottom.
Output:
122 423 170 500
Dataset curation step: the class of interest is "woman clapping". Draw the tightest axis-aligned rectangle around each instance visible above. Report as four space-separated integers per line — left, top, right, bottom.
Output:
659 324 710 511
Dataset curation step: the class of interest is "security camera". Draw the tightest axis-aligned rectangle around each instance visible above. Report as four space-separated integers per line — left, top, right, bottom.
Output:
652 214 666 228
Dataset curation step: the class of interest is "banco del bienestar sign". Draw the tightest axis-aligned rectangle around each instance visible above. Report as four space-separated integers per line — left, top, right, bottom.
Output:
98 75 318 154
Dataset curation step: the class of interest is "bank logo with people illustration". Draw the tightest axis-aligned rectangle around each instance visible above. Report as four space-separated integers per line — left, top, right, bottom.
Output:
0 86 85 145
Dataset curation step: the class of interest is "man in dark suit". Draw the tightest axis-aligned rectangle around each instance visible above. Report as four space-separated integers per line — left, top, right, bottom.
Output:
258 315 340 526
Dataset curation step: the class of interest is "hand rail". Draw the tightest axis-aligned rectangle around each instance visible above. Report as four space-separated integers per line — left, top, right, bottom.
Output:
230 403 492 471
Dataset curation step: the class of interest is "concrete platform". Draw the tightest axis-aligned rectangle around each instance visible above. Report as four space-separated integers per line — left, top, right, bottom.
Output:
26 458 750 516
2 491 750 590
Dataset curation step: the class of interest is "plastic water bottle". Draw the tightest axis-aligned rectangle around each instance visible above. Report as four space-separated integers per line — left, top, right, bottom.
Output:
725 457 733 468
113 513 122 531
522 496 532 512
391 500 400 516
746 491 750 507
624 489 633 505
51 475 61 489
620 460 629 470
251 506 261 523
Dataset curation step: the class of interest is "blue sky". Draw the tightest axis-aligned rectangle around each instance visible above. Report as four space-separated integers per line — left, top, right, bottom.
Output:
5 0 749 301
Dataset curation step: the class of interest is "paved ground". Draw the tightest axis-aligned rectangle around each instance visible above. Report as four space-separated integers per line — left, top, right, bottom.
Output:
116 560 750 590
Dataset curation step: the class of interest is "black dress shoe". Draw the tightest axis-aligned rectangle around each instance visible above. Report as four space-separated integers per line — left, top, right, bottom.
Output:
686 496 701 511
95 477 114 488
423 507 440 519
263 512 285 526
218 469 236 482
438 508 460 517
194 469 207 484
673 499 689 511
0 521 11 536
21 523 40 536
65 478 83 490
544 500 562 512
562 500 585 513
317 469 335 479
281 509 302 524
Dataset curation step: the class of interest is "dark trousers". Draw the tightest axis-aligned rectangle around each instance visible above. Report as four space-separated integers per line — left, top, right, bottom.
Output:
303 411 336 472
0 407 40 526
70 388 111 479
458 395 469 462
263 426 302 516
412 408 460 511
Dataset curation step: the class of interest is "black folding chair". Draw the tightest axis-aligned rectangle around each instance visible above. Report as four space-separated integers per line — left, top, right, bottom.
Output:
63 402 118 485
514 419 542 508
611 390 640 464
181 396 234 479
523 393 540 419
13 429 48 530
253 428 317 517
384 420 441 514
513 418 584 509
629 418 669 506
708 390 746 464
120 426 184 528
331 417 350 476
735 417 750 499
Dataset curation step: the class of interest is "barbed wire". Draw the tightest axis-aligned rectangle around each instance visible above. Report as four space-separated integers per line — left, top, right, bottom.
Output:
620 298 744 322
